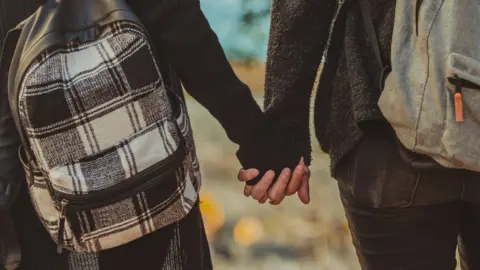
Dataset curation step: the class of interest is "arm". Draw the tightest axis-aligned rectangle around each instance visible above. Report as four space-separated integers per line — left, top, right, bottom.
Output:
0 0 42 209
129 0 303 184
264 0 338 165
0 80 22 209
129 0 263 145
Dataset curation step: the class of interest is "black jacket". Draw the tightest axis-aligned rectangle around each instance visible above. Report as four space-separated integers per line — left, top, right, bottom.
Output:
264 0 395 174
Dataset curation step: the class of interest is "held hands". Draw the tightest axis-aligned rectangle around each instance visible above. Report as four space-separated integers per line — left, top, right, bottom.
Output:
237 158 310 205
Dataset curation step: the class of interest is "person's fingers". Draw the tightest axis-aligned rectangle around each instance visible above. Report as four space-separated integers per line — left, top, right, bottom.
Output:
304 164 311 179
268 168 291 205
285 160 306 196
237 169 260 182
244 184 253 197
259 193 268 204
298 169 310 204
251 170 275 200
299 157 305 166
285 168 302 196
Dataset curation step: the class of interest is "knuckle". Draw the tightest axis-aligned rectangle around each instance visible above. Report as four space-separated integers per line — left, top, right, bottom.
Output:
272 196 285 205
252 193 262 200
279 176 290 184
281 170 291 178
271 193 284 202
285 189 296 196
268 192 279 200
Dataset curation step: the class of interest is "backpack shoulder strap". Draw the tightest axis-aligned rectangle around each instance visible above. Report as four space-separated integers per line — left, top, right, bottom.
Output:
1 21 36 178
1 21 28 72
1 22 33 161
0 24 25 270
0 22 29 168
0 27 24 95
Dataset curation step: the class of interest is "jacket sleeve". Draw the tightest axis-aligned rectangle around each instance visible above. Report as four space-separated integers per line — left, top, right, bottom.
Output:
128 0 304 184
264 0 338 165
0 0 43 210
129 0 267 145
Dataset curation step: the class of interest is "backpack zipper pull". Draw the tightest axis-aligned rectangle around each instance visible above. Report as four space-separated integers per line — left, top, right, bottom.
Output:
454 76 464 123
57 199 68 254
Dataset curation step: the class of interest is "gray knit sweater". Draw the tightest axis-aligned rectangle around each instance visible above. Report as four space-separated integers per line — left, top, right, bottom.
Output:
264 0 395 174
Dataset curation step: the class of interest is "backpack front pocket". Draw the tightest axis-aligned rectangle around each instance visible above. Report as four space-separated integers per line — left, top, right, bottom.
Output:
45 118 186 252
48 118 183 196
446 53 480 124
440 52 480 170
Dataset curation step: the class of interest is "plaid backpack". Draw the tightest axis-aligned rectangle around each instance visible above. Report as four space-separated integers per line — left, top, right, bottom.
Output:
361 0 480 172
0 0 201 253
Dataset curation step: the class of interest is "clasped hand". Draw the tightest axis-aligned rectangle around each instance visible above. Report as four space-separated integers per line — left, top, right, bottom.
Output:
237 158 310 205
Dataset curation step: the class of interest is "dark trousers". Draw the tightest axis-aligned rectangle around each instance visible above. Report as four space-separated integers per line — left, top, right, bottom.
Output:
12 183 212 270
336 122 480 270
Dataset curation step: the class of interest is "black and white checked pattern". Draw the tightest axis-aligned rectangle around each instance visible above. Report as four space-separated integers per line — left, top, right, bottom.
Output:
17 21 200 253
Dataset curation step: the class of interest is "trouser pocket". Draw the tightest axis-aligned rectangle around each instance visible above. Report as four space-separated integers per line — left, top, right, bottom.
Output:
336 122 421 208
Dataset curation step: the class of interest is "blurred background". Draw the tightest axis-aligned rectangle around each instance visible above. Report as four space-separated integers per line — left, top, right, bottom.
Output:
187 1 361 269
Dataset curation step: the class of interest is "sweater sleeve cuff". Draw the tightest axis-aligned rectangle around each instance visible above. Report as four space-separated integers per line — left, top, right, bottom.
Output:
236 123 307 186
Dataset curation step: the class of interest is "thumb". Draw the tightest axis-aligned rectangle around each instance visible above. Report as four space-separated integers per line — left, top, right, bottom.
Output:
237 168 260 182
298 156 306 166
298 174 310 204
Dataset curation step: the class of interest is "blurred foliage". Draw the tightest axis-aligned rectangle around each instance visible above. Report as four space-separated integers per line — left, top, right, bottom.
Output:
230 0 271 64
240 0 271 26
200 0 271 64
234 0 270 64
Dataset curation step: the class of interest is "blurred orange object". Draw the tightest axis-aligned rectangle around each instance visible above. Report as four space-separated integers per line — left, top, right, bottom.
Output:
233 217 264 247
199 192 225 240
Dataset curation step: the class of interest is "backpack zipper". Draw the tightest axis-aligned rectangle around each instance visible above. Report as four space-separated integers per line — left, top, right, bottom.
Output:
57 199 68 254
454 79 464 123
55 138 185 253
448 75 480 123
